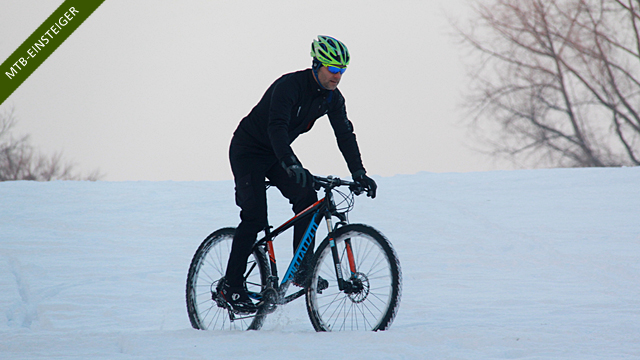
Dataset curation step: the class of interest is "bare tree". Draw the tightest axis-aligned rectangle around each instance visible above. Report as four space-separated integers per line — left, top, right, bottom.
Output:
456 0 640 168
0 108 103 181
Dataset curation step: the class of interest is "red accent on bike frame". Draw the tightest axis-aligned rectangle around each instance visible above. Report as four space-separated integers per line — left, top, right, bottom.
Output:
272 198 325 233
267 240 276 263
345 241 357 274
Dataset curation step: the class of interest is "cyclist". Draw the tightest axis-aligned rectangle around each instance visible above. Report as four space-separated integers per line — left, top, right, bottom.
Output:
220 35 377 314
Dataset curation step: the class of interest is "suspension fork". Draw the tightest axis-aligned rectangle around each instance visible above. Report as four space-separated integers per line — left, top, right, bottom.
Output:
344 238 357 275
324 213 357 291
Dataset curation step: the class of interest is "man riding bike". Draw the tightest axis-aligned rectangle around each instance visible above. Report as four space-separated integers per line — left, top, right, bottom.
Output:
220 35 377 314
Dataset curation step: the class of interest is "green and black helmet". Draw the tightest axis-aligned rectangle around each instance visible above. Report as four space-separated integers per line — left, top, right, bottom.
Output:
310 35 350 67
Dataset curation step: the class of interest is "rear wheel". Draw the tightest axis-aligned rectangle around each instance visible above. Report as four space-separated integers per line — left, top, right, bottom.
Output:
186 228 269 330
306 224 402 331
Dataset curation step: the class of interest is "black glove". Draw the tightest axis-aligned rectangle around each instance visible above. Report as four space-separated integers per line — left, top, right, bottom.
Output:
352 170 377 198
281 155 313 188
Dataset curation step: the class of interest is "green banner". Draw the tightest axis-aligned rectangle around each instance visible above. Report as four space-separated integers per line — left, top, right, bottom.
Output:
0 0 105 105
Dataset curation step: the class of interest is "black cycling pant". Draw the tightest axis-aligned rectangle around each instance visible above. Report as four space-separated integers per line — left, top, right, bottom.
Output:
225 140 318 288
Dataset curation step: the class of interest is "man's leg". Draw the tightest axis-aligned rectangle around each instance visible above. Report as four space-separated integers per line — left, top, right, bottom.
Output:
225 146 272 289
224 178 266 288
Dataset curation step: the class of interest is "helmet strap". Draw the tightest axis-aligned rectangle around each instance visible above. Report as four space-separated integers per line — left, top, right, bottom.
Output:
312 58 323 71
311 58 328 90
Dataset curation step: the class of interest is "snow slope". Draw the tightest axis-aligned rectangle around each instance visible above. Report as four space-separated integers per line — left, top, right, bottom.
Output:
1 167 639 359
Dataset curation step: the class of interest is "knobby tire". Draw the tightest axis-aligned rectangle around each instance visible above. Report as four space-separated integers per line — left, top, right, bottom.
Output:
305 224 402 331
185 227 269 331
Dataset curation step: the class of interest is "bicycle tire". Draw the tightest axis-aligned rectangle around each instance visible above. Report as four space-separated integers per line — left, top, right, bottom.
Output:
306 224 402 331
186 227 269 331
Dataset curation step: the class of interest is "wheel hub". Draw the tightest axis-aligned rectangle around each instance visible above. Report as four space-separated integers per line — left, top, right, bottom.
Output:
346 272 370 303
212 280 229 309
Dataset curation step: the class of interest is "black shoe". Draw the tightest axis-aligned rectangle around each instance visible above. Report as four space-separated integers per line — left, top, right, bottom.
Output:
218 280 257 315
317 276 329 292
292 265 310 288
293 274 329 292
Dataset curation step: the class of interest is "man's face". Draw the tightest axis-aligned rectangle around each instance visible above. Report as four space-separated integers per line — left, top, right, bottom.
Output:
316 65 343 90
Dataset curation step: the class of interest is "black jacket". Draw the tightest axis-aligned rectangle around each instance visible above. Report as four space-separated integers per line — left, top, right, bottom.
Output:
231 69 365 174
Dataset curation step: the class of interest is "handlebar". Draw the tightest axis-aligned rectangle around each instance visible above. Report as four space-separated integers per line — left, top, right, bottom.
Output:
313 175 365 195
265 175 366 196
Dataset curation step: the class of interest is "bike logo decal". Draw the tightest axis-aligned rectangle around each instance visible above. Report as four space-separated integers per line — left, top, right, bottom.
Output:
282 212 321 284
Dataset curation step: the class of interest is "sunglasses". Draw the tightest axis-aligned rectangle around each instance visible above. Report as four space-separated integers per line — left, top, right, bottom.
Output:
325 65 347 74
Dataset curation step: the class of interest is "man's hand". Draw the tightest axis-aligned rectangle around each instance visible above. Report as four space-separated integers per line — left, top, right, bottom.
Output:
352 171 377 198
281 155 313 188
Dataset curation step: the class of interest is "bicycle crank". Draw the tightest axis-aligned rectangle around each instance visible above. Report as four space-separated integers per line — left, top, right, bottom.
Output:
258 287 278 314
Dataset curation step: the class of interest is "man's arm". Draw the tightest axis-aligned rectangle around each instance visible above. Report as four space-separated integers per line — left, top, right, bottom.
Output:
327 95 365 175
328 94 377 198
267 78 298 162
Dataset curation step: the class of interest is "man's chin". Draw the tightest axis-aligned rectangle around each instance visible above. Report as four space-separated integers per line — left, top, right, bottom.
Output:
326 82 339 90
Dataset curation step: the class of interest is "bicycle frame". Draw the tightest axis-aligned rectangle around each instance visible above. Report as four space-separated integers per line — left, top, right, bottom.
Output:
251 178 354 305
185 174 402 331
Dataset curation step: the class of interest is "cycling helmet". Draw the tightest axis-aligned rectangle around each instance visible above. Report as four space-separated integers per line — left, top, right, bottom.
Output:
310 35 350 67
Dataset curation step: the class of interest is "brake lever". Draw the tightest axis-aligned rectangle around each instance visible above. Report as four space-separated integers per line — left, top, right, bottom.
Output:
349 183 365 196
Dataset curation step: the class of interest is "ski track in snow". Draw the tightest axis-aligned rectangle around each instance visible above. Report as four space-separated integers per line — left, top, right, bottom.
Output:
1 167 639 359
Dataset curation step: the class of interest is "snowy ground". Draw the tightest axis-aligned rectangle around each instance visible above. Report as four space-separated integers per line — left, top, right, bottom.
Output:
1 167 639 359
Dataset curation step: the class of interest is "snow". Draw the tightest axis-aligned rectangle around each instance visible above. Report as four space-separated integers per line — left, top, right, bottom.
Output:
1 167 639 359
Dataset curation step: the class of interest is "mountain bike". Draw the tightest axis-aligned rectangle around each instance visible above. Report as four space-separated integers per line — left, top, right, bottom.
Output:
185 175 402 331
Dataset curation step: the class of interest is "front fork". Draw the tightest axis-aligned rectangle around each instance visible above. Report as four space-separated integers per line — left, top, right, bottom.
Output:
324 214 358 292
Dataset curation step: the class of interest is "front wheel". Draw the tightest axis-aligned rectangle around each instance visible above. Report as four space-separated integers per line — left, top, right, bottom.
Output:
306 224 402 331
186 227 269 331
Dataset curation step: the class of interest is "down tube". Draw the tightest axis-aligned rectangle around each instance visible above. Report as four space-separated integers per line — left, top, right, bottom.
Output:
281 211 322 286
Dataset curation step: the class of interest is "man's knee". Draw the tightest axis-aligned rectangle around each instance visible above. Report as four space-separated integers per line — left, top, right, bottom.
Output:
238 209 268 234
291 187 318 213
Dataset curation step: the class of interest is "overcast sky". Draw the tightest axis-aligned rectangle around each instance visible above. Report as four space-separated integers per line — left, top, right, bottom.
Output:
1 0 511 181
